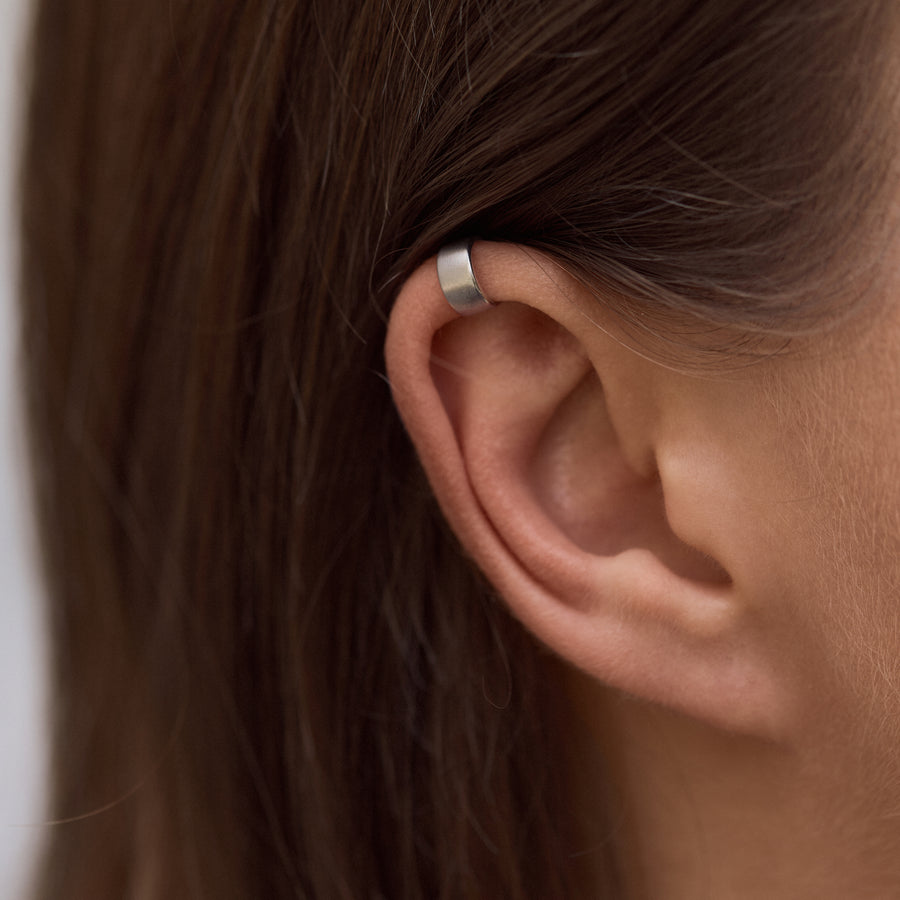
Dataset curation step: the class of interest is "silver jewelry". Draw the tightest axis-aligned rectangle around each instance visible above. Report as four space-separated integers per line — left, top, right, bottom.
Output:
436 239 494 315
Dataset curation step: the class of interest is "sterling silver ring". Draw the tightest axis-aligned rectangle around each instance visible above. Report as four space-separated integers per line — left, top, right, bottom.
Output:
436 239 494 315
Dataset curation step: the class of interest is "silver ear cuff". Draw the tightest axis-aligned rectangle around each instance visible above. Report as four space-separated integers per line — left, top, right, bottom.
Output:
436 239 495 315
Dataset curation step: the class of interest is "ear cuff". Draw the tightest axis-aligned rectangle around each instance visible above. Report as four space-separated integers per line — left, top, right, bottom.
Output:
436 239 495 315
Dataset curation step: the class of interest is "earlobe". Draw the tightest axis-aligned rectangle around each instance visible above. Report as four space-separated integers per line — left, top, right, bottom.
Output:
386 242 788 738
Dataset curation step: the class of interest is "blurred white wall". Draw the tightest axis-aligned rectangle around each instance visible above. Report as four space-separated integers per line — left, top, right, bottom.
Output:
0 0 49 897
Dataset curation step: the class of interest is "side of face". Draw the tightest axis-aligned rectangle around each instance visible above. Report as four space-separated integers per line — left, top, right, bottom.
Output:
651 258 900 809
385 234 900 815
756 292 900 760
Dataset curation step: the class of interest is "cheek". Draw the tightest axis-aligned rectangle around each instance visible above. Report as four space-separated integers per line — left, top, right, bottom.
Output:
763 329 900 748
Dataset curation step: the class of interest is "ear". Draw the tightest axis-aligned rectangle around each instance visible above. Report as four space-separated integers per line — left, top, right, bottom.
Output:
385 241 787 737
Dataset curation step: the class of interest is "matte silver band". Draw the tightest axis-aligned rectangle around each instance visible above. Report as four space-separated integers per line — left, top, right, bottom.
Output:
436 239 494 315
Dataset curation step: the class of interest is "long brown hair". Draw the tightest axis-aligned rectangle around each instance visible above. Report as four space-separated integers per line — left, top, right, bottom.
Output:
20 1 898 897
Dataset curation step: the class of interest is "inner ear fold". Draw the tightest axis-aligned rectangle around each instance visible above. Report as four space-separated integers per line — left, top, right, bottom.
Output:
434 300 728 595
430 301 590 447
529 369 731 585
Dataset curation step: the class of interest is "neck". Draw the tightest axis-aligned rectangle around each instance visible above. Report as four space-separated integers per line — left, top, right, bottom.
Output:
555 663 900 900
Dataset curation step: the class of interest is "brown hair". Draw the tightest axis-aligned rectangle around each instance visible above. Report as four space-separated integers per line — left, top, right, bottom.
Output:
20 1 898 897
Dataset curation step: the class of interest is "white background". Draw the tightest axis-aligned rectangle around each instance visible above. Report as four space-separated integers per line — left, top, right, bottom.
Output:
0 0 50 897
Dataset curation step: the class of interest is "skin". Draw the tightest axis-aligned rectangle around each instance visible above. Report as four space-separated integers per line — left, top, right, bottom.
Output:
387 216 900 896
561 245 900 897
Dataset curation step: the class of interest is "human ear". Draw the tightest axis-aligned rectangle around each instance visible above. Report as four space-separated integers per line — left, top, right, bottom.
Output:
385 241 788 737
